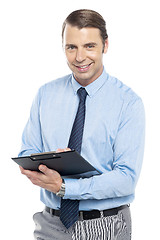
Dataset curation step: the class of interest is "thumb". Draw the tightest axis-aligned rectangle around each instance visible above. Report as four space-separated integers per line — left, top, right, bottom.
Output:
39 165 51 175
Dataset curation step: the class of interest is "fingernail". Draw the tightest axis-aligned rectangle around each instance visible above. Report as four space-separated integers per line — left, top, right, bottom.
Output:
39 165 44 171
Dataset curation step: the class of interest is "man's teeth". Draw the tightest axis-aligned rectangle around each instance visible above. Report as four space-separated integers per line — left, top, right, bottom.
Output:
78 64 90 68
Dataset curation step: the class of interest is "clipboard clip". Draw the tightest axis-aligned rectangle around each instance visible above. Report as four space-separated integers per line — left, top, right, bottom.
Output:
30 153 61 161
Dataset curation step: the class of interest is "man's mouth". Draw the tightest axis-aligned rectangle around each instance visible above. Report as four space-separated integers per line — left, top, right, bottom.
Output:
74 63 93 72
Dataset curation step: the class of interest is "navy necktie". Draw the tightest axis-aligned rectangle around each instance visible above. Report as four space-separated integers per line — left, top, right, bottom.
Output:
60 87 88 229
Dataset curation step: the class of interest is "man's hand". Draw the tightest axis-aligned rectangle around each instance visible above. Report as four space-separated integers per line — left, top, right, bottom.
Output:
19 148 71 192
19 165 62 193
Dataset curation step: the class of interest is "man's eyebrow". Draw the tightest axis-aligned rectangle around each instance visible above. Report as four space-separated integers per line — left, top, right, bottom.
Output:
65 44 77 48
65 42 98 48
84 42 97 47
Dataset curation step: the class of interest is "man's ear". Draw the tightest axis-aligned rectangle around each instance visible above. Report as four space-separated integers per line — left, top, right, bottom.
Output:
103 38 109 54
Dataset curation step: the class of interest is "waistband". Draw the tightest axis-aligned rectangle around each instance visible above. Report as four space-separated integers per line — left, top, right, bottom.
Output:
45 205 129 220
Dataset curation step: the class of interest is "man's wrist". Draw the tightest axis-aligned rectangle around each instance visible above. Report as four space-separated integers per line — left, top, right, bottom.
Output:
56 178 65 197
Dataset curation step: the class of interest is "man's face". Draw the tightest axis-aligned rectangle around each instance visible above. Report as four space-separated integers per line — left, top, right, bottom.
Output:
63 24 108 86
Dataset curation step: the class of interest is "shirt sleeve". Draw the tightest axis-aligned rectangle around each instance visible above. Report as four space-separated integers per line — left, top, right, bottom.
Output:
64 98 145 200
18 87 43 157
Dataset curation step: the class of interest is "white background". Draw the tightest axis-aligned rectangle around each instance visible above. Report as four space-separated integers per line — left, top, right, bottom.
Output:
0 0 159 239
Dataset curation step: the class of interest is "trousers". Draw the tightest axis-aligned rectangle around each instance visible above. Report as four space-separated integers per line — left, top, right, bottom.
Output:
33 206 132 240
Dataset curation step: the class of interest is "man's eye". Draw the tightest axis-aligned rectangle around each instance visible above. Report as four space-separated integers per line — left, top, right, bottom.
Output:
67 45 76 50
87 45 95 49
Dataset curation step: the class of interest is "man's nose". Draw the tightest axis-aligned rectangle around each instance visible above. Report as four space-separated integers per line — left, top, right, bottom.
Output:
75 48 86 62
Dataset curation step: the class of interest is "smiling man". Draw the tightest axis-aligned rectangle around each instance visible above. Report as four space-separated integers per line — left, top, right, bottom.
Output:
19 9 145 240
63 24 108 86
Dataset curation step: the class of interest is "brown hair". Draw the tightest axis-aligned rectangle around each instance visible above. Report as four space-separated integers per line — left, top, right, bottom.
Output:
62 9 108 46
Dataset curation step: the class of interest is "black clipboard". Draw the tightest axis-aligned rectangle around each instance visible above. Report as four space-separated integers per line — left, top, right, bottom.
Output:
12 150 100 176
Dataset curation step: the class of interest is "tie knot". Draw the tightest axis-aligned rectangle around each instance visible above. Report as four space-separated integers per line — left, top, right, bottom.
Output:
77 87 88 102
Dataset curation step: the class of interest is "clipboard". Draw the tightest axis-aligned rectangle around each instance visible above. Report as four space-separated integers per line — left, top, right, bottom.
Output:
12 150 100 176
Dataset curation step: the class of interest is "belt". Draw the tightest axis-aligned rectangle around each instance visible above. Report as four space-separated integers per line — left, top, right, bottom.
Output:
45 205 129 220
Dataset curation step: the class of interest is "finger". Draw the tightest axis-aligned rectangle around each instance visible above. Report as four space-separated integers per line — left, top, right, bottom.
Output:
19 166 26 173
20 168 30 175
38 165 53 175
20 166 29 175
64 148 71 151
20 168 41 180
56 148 71 153
56 148 64 152
27 176 41 186
27 176 35 181
19 166 23 170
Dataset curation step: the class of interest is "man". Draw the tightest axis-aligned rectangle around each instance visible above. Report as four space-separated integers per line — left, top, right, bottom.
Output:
19 9 145 239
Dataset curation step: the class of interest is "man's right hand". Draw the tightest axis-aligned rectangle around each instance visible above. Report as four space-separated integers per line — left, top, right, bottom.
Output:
56 148 71 153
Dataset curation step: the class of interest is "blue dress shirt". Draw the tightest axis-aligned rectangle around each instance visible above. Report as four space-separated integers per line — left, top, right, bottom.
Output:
19 68 145 211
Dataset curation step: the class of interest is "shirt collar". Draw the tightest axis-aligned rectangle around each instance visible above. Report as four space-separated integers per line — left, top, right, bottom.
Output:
71 67 108 97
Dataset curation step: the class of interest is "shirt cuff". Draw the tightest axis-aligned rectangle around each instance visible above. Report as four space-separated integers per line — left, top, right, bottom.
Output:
63 178 81 200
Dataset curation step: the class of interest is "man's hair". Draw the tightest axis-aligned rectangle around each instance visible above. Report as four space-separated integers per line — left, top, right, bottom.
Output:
62 9 108 46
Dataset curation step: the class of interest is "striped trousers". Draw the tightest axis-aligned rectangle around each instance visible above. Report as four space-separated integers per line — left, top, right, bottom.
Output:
33 206 131 240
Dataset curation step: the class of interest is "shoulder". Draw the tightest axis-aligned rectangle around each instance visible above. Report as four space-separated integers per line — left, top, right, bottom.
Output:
41 74 71 90
106 73 141 104
37 74 72 97
104 73 144 120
